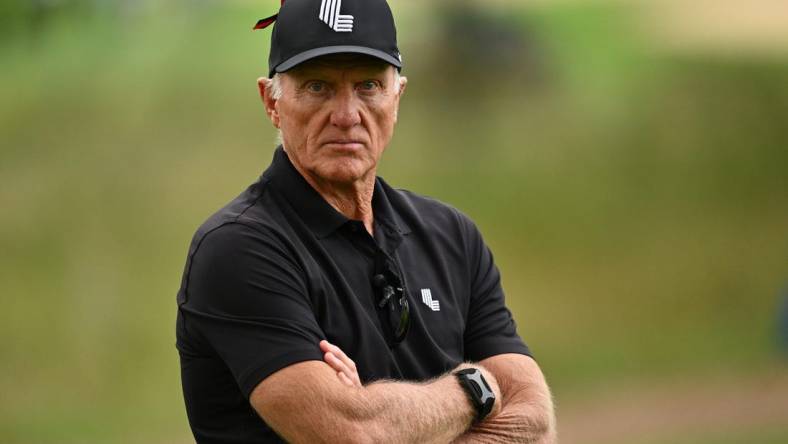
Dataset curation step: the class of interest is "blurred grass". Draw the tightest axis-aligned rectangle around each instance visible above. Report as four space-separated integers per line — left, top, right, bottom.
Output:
637 425 788 444
1 1 787 442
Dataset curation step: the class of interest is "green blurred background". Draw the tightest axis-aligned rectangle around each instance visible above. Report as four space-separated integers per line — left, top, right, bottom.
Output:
2 1 787 443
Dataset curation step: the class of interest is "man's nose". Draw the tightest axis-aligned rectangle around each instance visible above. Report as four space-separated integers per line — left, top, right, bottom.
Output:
329 88 362 128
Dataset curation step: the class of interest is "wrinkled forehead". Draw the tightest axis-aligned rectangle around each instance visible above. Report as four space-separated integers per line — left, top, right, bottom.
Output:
287 53 395 77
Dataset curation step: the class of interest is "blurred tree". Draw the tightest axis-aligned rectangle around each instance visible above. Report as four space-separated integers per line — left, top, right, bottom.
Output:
422 0 549 94
0 0 166 41
0 0 94 41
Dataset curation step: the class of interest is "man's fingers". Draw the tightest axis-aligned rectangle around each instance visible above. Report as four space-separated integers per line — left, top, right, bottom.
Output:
324 352 348 372
325 352 362 387
320 340 357 372
321 340 362 387
337 371 354 387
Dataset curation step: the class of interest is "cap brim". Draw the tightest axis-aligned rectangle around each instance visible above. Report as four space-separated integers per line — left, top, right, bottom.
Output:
273 45 402 76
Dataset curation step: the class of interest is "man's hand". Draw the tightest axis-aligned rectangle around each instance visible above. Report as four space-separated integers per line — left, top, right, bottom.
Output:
320 340 362 388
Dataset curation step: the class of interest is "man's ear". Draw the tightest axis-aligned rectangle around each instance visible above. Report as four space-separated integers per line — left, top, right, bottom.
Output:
393 75 407 123
258 76 281 128
398 75 408 97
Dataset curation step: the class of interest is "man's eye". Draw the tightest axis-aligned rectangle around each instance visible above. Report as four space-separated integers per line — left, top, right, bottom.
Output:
307 82 325 93
359 81 379 91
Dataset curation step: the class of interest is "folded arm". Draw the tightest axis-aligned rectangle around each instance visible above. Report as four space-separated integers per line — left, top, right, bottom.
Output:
250 348 502 444
321 342 555 443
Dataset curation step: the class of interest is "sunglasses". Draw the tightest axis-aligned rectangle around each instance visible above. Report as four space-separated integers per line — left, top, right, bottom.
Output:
372 260 410 345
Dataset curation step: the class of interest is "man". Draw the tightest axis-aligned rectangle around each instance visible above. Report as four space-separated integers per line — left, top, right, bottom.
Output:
176 0 555 442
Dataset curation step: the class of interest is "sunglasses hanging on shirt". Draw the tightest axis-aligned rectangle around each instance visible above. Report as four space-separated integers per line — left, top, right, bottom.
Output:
372 252 410 345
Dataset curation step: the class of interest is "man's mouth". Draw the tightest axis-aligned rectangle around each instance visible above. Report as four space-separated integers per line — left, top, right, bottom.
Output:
322 140 366 150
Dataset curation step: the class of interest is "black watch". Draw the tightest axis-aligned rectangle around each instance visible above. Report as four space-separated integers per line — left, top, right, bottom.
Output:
454 368 495 423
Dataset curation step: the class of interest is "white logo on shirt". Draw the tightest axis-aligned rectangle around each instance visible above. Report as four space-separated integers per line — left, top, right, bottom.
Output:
319 0 354 32
421 288 440 312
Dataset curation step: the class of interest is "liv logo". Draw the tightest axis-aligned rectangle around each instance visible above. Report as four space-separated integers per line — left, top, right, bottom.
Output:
421 289 440 312
319 0 354 32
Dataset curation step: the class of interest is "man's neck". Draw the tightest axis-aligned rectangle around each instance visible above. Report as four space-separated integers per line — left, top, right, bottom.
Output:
293 164 376 236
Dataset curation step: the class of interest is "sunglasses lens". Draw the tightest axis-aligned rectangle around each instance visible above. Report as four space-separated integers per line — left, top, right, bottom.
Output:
392 297 410 343
380 286 410 344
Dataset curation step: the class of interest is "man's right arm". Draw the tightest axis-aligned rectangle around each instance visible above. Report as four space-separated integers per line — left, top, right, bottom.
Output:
250 359 501 444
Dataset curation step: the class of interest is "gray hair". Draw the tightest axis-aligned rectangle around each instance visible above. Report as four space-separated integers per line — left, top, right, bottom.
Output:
266 68 402 146
266 75 285 145
269 74 284 101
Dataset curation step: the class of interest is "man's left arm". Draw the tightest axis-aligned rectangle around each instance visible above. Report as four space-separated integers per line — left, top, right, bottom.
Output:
454 353 555 444
322 345 555 443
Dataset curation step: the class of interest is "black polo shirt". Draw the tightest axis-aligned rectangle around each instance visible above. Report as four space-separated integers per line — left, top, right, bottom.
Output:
176 147 531 443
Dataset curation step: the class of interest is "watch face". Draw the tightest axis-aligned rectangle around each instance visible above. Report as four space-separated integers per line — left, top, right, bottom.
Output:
466 369 495 404
457 368 495 422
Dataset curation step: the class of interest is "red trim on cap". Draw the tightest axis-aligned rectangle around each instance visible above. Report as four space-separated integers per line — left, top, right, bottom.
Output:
253 14 278 30
253 0 285 30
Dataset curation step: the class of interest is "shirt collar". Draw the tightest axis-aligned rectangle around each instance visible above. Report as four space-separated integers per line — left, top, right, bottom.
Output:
262 146 411 239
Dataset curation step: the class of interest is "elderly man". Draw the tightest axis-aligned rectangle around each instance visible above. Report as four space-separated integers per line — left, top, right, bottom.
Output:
176 0 555 442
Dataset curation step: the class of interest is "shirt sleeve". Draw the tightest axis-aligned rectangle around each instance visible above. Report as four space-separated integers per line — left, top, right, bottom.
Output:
458 212 533 362
179 222 325 398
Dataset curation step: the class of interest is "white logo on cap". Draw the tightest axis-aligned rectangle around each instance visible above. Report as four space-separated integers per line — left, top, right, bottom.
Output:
319 0 354 32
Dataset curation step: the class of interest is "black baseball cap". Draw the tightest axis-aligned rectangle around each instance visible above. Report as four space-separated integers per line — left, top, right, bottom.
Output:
255 0 402 78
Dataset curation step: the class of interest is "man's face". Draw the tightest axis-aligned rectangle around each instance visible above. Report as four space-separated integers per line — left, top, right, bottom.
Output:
260 55 406 187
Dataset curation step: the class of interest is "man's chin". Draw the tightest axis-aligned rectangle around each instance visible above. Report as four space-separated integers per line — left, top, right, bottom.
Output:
315 161 372 185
